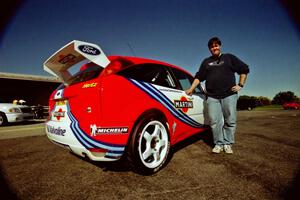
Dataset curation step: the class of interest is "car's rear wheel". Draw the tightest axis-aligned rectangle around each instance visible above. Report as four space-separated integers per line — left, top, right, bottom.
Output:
0 113 8 126
128 113 170 175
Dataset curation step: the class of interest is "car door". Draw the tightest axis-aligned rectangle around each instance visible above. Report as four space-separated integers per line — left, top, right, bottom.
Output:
168 67 206 125
117 63 206 126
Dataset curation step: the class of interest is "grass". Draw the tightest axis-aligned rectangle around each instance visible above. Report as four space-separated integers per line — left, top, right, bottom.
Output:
253 104 282 111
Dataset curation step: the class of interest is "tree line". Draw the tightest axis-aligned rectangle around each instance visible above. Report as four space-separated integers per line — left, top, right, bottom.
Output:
237 91 299 110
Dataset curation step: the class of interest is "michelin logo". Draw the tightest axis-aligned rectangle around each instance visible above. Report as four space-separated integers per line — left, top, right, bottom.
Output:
90 124 128 136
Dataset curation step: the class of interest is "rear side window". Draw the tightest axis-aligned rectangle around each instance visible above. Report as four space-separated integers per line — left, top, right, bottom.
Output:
68 65 103 85
118 64 176 89
171 68 203 93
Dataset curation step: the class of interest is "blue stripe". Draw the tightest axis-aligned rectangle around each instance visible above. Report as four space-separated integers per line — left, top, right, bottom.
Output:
144 82 202 126
66 103 125 152
129 79 204 128
105 152 123 157
68 112 94 148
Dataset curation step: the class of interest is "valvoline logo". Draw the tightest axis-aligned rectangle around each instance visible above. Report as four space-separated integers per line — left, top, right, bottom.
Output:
174 96 193 113
78 45 101 55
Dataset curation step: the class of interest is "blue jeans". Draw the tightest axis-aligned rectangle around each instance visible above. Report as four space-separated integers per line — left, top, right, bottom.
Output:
207 94 238 146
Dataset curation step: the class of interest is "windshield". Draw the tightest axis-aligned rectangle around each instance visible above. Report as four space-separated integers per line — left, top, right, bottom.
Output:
68 64 103 85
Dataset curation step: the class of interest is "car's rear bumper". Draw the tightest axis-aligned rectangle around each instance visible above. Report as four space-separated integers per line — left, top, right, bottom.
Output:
45 119 125 161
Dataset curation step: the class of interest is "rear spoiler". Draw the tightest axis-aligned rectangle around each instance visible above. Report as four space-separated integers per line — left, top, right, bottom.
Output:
43 40 110 84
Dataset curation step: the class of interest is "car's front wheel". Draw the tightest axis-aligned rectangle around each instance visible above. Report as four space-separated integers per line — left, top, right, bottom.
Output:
0 113 8 126
128 114 170 175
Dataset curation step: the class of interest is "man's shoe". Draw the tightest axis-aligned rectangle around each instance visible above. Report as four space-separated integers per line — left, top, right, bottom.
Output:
224 145 233 154
212 145 223 153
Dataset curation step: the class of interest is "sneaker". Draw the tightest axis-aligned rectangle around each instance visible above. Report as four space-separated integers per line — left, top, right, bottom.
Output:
224 145 233 154
212 145 223 153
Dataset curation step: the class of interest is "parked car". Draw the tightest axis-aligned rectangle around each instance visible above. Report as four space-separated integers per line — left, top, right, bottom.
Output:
0 102 34 126
283 102 300 110
43 40 208 174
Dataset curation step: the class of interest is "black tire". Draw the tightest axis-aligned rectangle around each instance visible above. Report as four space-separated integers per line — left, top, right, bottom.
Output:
127 113 170 175
0 113 8 127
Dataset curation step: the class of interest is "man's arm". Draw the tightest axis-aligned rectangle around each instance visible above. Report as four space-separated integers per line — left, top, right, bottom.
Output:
185 78 200 95
232 74 247 92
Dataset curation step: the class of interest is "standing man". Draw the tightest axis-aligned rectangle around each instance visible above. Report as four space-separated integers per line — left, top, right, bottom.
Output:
186 37 249 154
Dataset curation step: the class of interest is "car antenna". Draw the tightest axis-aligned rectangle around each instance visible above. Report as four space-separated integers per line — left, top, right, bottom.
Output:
127 42 137 57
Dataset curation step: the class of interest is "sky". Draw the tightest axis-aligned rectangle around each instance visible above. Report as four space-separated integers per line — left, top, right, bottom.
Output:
0 0 300 99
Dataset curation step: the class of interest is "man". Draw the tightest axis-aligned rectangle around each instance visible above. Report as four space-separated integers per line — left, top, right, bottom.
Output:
186 37 249 154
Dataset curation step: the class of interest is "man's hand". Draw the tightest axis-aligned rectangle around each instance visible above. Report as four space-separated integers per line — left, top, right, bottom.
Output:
185 88 193 96
231 85 242 92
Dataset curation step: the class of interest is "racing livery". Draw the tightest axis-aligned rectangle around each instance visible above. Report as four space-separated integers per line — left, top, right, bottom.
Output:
44 40 208 174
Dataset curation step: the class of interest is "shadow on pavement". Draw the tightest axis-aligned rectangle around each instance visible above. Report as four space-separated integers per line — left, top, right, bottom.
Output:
72 152 132 173
0 165 19 200
75 129 213 174
172 129 214 154
282 167 300 200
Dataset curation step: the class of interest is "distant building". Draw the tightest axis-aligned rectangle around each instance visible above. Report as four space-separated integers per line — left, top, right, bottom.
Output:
0 72 61 105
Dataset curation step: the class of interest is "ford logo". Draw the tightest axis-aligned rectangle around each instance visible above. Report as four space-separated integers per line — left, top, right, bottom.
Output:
78 45 101 55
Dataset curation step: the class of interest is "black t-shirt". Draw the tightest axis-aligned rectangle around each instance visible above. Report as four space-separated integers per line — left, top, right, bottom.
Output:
195 53 249 99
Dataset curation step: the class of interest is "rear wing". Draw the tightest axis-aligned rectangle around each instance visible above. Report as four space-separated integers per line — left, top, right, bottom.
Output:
43 40 110 84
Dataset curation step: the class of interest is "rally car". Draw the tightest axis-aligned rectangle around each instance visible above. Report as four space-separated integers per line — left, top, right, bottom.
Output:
44 40 208 174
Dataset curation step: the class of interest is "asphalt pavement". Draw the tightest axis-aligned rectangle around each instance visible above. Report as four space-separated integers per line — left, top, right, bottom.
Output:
0 110 299 200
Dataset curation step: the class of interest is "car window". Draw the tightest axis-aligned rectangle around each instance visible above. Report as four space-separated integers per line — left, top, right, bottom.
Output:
68 64 103 85
118 64 177 89
171 68 202 93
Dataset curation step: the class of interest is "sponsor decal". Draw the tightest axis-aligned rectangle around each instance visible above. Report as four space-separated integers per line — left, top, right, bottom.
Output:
90 124 128 136
55 100 67 106
53 108 65 121
47 125 66 136
58 54 77 64
82 82 98 88
78 45 101 55
174 96 193 113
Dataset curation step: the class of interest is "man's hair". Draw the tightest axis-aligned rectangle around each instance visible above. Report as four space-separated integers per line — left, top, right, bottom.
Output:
208 37 221 48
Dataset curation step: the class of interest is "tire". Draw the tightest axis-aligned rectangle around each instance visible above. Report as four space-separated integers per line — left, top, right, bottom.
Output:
128 113 170 175
0 113 8 127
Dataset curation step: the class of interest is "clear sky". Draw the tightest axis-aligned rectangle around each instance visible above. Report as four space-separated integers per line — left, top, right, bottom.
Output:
0 0 299 99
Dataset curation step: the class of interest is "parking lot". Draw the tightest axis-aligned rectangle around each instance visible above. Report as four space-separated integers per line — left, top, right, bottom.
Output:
0 110 299 200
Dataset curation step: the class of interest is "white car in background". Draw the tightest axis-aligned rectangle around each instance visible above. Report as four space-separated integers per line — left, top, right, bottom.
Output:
0 103 34 126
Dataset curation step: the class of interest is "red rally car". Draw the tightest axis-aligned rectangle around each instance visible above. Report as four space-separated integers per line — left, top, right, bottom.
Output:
44 40 208 174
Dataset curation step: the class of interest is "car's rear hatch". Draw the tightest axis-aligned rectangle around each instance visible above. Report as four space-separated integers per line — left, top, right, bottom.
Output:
44 40 111 146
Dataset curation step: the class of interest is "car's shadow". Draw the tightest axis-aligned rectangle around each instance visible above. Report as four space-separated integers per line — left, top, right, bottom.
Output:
77 129 214 174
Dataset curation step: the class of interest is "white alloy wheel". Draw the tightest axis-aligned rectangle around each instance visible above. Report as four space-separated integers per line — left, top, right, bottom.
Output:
138 120 169 169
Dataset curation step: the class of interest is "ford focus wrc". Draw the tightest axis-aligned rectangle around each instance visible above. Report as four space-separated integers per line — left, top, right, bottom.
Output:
44 40 208 174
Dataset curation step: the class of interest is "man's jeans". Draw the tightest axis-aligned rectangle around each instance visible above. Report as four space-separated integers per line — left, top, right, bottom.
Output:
207 94 238 146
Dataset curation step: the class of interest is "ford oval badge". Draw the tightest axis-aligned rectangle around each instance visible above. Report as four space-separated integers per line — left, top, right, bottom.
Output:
78 45 101 55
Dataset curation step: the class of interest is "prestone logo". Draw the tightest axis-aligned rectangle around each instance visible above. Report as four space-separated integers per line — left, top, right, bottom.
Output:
47 125 66 136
